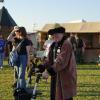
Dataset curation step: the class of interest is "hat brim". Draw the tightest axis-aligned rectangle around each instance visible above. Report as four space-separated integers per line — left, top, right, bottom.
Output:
48 29 55 35
48 27 65 35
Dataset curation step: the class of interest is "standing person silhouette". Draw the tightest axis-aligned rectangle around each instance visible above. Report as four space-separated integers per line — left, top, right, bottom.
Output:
43 27 77 100
7 26 31 90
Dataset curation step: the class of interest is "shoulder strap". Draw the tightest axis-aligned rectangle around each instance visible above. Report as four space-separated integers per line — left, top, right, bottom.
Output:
14 39 24 51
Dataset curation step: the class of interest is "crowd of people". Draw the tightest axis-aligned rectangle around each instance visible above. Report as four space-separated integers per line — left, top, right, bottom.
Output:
0 25 86 100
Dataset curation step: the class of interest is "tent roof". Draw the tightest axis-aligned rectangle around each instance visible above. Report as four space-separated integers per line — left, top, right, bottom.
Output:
0 6 17 26
42 22 100 33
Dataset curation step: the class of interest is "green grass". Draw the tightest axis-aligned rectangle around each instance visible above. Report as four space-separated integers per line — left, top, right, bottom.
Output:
0 62 100 100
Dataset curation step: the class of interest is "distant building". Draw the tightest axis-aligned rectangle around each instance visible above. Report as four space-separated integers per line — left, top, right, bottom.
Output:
40 21 100 63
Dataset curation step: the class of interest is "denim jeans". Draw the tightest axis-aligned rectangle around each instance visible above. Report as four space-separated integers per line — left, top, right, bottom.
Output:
0 52 4 67
14 55 27 89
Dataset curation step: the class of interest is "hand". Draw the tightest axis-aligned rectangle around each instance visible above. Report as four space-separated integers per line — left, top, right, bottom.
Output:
11 29 15 35
14 26 19 31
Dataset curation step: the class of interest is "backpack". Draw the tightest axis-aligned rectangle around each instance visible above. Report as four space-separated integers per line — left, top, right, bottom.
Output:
9 39 24 66
9 50 18 66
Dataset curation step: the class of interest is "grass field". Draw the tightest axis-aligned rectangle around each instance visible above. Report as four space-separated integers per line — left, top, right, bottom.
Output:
0 62 100 100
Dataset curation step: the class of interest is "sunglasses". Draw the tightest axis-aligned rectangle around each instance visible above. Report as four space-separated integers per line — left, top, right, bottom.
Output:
15 30 20 32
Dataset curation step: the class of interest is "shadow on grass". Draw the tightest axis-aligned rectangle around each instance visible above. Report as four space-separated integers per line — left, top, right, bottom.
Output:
77 91 100 96
77 68 100 70
77 83 100 96
78 74 100 76
78 83 100 87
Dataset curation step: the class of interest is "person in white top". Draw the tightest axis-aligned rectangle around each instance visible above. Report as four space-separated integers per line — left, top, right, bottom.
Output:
43 35 54 57
42 35 54 81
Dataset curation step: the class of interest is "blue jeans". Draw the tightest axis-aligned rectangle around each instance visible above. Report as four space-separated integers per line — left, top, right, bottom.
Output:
14 55 28 89
0 52 4 67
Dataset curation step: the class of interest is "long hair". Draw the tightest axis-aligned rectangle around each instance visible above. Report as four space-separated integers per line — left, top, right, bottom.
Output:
19 27 27 38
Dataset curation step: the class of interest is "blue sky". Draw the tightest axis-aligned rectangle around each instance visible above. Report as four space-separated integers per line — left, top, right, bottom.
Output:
1 0 100 31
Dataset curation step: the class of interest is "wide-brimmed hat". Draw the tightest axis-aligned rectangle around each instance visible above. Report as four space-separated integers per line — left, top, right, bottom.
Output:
48 26 65 35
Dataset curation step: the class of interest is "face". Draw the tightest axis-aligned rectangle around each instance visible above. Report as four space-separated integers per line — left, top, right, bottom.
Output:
53 33 63 42
15 30 20 38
